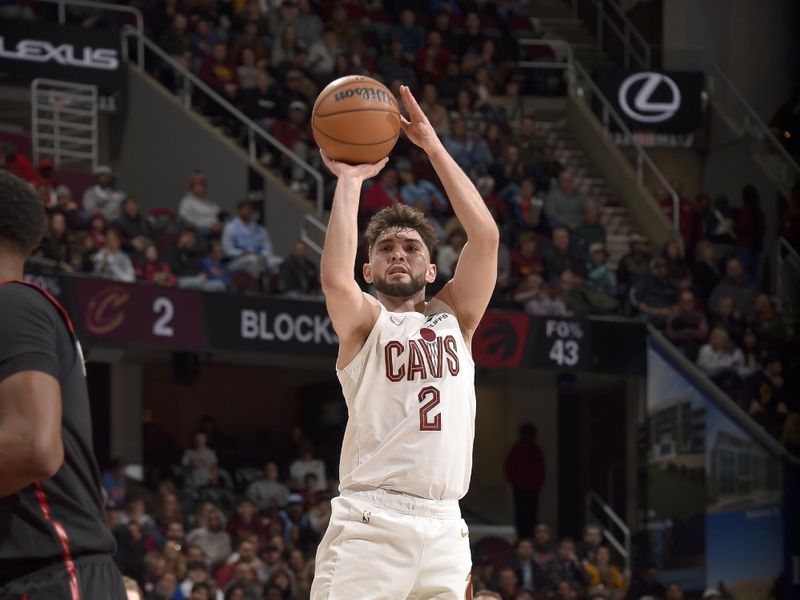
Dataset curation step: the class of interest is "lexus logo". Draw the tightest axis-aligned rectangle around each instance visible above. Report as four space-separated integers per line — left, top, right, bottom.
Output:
0 37 119 71
618 72 681 123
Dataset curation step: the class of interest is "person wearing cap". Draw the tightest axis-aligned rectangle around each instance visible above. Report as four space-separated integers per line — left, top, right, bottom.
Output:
178 172 223 234
585 242 616 296
50 184 85 231
629 256 679 328
278 493 312 547
82 165 126 221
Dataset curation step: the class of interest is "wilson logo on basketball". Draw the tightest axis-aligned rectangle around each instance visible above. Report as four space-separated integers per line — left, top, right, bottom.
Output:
333 87 394 107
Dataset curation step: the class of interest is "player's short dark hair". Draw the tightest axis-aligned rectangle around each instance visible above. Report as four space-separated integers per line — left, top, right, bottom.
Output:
363 204 438 258
0 170 47 255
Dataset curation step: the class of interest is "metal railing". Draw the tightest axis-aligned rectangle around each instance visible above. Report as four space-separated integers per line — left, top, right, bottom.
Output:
586 491 631 572
776 237 800 313
32 78 98 171
120 26 325 216
30 0 144 63
570 0 651 69
708 63 800 192
517 39 576 95
572 60 680 231
300 213 327 257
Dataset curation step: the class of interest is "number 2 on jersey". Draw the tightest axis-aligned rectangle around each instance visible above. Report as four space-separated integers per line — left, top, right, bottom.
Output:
418 386 442 431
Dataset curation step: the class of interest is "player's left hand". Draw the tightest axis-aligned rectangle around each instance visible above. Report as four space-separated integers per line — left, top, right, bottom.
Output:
399 85 443 156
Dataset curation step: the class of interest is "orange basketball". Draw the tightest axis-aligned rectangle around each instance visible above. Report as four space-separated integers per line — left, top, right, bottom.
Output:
312 76 401 165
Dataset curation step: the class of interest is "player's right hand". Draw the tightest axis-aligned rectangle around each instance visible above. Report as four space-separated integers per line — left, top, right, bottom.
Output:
320 151 388 181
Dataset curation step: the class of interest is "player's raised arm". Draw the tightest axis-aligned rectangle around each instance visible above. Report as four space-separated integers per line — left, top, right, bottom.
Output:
398 85 499 339
319 153 386 360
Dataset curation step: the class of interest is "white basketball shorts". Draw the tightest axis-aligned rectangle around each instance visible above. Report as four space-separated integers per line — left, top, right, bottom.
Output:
310 488 473 600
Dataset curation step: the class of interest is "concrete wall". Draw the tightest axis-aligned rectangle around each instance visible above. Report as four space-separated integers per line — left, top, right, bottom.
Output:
662 0 799 121
566 96 675 245
116 66 315 257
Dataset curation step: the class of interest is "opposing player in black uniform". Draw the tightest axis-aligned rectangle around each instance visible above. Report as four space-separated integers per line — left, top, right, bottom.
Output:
0 171 125 598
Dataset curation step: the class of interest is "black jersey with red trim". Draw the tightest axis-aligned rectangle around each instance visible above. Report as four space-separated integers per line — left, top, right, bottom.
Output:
0 281 115 582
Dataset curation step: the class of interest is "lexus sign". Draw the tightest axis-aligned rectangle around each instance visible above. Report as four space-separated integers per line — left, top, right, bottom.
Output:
594 69 705 133
0 17 123 91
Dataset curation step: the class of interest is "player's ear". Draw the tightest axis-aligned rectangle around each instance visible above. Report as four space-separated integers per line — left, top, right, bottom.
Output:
425 262 437 284
363 262 373 284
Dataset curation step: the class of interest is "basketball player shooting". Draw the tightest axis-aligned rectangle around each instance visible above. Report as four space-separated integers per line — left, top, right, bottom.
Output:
310 85 499 599
0 171 126 598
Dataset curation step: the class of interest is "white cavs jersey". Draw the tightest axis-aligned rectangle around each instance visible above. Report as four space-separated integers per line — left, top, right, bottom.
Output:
336 298 476 500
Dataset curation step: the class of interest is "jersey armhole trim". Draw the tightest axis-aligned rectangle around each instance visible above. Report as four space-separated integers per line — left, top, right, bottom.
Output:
336 304 387 376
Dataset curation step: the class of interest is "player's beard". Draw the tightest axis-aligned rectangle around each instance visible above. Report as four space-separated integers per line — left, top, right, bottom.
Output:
373 270 427 298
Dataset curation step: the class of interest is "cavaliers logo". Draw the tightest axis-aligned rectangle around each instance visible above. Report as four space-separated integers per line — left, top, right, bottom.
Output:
86 286 129 334
419 327 436 342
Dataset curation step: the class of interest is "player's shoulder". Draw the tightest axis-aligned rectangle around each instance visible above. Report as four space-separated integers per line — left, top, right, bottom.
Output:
0 282 60 323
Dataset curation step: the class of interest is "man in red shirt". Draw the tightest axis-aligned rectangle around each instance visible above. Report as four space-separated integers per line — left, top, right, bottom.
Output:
505 423 546 539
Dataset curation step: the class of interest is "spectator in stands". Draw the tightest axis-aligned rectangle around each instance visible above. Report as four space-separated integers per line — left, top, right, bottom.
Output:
186 507 232 568
544 227 585 282
53 185 84 231
0 142 36 183
666 290 709 359
289 441 326 491
496 567 522 600
573 203 606 259
394 8 425 61
616 234 650 293
398 160 447 220
307 28 340 80
141 244 177 287
734 184 766 284
692 240 721 303
153 571 181 600
216 538 264 589
246 461 290 511
272 100 318 193
236 48 262 92
363 165 402 216
169 228 224 292
101 458 127 507
226 499 269 549
243 69 281 138
93 228 135 282
749 293 789 350
278 493 314 549
436 228 466 280
182 431 219 490
37 211 74 272
230 19 269 66
544 169 587 231
696 327 744 381
222 200 278 286
576 524 603 561
511 116 546 163
584 545 626 598
415 30 452 81
510 232 545 281
662 239 690 285
443 117 493 178
547 538 589 592
200 41 239 119
83 165 126 221
507 538 547 592
629 257 677 328
508 178 546 233
745 354 789 437
201 239 231 290
158 12 191 58
278 240 320 296
625 560 665 600
665 582 684 600
709 257 757 317
179 561 211 599
116 197 153 254
710 295 746 344
178 172 223 235
513 273 567 316
533 524 556 570
505 423 545 539
585 243 616 296
419 83 450 134
492 145 529 195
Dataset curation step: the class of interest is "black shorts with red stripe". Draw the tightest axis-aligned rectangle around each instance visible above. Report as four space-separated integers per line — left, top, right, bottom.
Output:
0 554 125 600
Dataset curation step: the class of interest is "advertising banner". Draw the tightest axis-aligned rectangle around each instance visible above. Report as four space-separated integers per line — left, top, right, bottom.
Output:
593 69 705 133
0 17 123 90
